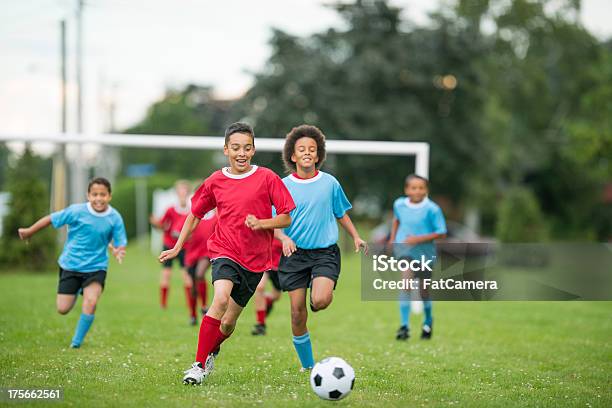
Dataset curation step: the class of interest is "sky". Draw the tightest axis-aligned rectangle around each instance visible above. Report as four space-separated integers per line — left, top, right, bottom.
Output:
1 0 611 139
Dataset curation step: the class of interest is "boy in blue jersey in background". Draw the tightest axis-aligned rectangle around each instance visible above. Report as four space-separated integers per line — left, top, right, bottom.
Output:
389 175 446 340
275 125 367 371
18 177 127 348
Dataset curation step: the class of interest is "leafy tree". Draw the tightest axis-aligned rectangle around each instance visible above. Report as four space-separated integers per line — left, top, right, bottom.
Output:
0 147 56 271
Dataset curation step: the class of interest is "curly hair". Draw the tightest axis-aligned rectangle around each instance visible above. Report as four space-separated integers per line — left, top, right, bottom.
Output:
282 125 327 173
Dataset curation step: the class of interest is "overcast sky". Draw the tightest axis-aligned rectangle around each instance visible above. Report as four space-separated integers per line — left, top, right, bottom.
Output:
1 0 610 137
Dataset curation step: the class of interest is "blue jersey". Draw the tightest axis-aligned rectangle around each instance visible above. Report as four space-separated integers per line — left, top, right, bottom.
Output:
393 197 446 261
282 171 352 249
51 203 128 273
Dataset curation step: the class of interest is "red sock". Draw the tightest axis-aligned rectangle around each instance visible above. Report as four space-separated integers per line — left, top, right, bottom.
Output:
196 281 207 308
160 286 168 308
256 310 266 325
265 295 274 308
196 316 230 364
184 286 196 318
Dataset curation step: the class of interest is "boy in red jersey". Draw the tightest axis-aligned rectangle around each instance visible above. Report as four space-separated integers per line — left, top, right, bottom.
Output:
159 122 295 385
150 180 192 311
184 208 218 323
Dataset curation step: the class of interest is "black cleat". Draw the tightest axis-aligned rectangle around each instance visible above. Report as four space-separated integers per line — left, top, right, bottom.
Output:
190 316 198 326
396 325 410 341
251 323 266 336
421 324 433 340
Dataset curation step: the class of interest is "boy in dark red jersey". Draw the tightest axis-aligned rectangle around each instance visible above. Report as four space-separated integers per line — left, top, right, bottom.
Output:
150 180 192 311
159 122 295 385
184 208 218 324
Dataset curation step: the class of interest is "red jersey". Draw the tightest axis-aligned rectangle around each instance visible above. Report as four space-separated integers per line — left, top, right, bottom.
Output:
191 165 295 273
271 238 283 271
160 205 189 248
185 209 218 267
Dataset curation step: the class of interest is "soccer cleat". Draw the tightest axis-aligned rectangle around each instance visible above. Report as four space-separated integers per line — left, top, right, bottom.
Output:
396 325 410 341
183 362 206 385
204 353 216 375
189 316 197 326
299 366 312 373
251 323 266 336
70 343 80 349
421 324 433 340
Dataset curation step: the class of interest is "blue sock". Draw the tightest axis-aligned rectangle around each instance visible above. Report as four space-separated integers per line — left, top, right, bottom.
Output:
292 332 314 369
399 292 411 328
71 313 95 347
423 300 433 327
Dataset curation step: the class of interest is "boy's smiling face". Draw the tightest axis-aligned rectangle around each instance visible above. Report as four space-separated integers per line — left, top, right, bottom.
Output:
291 137 319 172
224 132 255 174
87 183 112 212
405 178 428 203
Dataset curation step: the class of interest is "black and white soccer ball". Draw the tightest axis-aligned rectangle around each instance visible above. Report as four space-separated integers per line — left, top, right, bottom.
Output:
310 357 355 401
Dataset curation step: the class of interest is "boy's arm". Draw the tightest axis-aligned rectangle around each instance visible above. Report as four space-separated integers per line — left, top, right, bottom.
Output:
245 213 291 230
274 228 297 257
159 213 200 262
337 214 367 253
18 215 52 240
149 214 164 230
404 232 446 245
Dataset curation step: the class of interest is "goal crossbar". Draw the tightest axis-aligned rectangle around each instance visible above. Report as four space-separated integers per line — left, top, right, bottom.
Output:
0 133 430 177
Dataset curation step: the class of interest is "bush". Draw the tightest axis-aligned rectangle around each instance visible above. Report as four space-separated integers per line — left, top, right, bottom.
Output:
0 147 56 271
496 187 549 243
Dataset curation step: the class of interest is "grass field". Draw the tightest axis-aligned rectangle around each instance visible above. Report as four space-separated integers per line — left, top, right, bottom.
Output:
1 243 610 407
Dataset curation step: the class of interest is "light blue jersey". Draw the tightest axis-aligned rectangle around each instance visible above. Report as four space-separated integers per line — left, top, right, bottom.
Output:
51 203 127 272
393 197 446 261
282 171 352 249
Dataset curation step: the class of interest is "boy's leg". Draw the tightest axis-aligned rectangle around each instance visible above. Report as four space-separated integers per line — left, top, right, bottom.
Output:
397 268 411 340
289 288 314 369
182 268 197 324
195 279 233 364
310 277 334 312
160 266 172 309
420 284 433 339
56 295 77 315
252 272 269 335
71 280 103 348
195 258 211 312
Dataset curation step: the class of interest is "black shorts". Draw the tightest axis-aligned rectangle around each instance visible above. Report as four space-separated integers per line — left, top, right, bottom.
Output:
268 269 281 291
211 258 263 307
58 268 106 295
400 256 433 279
163 245 185 268
278 244 341 292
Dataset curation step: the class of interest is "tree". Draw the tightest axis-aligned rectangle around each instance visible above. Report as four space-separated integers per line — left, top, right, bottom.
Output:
0 147 56 271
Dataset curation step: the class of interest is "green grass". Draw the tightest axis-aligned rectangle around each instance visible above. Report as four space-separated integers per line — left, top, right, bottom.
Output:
1 244 610 407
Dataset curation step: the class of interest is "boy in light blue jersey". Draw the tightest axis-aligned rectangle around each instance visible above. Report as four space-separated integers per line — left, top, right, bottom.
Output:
18 177 127 348
389 174 446 341
275 125 367 371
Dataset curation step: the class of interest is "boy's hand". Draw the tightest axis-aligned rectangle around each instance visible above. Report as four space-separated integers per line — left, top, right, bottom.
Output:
281 236 297 257
18 228 32 241
245 214 262 230
159 247 179 263
112 246 126 264
404 236 420 245
354 237 368 254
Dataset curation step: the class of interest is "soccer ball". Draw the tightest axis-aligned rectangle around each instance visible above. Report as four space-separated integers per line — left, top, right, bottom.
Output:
310 357 355 401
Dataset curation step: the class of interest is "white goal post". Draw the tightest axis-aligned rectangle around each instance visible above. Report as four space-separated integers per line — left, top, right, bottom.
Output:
0 133 430 178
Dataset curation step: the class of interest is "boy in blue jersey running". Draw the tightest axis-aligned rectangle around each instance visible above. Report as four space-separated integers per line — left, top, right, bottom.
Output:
275 125 367 371
18 177 127 348
389 175 446 341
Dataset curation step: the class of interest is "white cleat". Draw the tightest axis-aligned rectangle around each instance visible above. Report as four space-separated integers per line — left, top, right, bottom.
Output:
203 353 215 376
183 362 206 385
